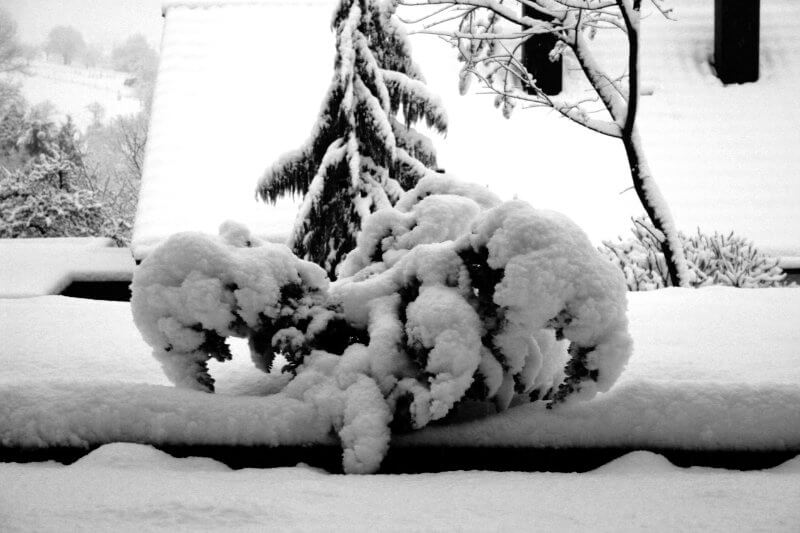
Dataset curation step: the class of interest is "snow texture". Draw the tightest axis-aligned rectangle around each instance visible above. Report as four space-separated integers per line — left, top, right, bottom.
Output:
2 285 799 469
1 443 798 531
0 237 134 298
128 177 631 472
133 0 800 261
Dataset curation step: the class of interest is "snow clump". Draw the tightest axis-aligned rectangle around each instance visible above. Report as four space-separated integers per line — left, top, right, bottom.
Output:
132 175 632 473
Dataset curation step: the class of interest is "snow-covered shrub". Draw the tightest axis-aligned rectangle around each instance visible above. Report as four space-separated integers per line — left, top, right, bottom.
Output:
0 98 137 244
133 176 632 473
0 157 129 242
602 216 787 290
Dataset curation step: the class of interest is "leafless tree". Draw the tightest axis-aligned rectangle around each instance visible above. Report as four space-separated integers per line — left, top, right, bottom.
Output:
44 26 86 66
398 0 688 287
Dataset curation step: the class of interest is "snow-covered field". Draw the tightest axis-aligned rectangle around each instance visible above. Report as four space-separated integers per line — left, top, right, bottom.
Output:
2 61 142 130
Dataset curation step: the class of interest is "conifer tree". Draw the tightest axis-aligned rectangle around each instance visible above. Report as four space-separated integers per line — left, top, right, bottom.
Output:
256 0 447 278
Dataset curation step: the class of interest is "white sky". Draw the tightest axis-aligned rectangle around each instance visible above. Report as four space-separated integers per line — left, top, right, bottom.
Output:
3 0 164 51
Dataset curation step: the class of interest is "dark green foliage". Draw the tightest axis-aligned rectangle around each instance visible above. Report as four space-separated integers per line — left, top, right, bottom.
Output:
257 0 446 278
549 343 598 407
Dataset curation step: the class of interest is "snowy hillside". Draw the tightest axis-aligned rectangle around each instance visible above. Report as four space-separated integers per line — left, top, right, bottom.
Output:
2 61 142 130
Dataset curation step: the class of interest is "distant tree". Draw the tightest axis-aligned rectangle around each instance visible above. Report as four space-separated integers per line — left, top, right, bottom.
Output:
82 43 104 69
0 82 27 170
0 80 25 123
0 95 133 244
44 26 86 66
0 8 27 73
18 114 57 159
257 0 447 278
111 34 158 111
0 162 117 240
82 112 147 242
85 102 106 127
111 34 156 74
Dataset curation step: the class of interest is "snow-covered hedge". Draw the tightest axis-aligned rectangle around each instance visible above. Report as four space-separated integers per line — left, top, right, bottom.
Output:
602 216 787 290
132 175 632 473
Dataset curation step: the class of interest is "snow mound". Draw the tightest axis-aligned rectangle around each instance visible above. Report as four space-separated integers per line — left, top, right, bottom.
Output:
131 177 632 473
590 451 677 475
771 455 800 474
73 443 230 472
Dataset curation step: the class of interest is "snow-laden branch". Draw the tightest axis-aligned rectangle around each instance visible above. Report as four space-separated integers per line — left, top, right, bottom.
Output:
399 0 689 286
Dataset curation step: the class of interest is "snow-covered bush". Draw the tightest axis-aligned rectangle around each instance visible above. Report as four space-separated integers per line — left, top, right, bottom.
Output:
602 216 787 290
0 156 129 242
133 175 632 473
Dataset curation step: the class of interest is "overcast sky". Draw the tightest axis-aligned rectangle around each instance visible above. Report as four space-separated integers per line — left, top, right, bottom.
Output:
4 0 164 50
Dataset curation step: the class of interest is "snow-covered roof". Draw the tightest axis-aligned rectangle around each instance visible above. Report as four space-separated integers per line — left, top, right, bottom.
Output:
0 238 135 298
133 0 800 260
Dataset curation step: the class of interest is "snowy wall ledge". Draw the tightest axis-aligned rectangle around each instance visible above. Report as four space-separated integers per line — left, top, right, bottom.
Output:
2 287 798 458
2 379 799 453
396 381 800 450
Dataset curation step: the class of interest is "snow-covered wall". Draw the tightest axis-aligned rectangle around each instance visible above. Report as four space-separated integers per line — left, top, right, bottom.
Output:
133 0 800 259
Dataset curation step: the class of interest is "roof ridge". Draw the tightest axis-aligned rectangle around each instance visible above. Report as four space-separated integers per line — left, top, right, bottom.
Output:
162 0 336 14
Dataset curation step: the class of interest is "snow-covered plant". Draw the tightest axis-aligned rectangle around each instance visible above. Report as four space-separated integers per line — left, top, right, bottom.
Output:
133 175 632 474
0 147 131 244
256 0 447 279
0 161 109 239
0 94 140 244
397 0 690 288
602 215 787 290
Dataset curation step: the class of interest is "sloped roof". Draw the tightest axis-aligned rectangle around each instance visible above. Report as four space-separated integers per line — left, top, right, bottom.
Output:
133 0 800 260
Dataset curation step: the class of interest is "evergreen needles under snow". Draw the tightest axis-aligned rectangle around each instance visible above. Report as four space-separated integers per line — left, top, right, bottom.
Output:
602 215 788 290
256 0 447 279
132 175 632 474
